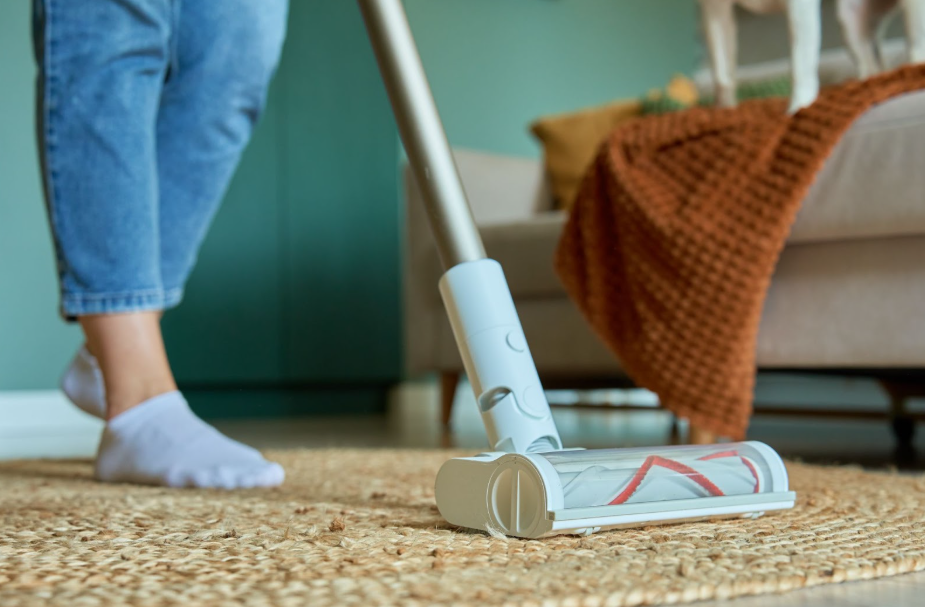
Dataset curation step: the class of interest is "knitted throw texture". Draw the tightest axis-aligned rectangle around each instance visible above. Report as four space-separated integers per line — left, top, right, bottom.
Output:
555 65 925 438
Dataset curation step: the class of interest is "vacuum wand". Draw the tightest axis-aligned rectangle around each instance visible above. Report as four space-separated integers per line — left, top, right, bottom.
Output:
357 0 483 269
358 0 795 537
359 0 562 453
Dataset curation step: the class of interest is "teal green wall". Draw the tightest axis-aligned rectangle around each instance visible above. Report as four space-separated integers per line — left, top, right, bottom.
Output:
1 0 699 404
0 1 83 390
405 0 701 157
161 1 403 412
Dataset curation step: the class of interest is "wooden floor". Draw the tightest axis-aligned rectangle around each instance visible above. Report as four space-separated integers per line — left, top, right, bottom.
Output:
211 378 925 607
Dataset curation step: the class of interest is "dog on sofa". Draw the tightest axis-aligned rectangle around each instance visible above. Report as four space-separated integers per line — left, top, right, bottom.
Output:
838 0 925 77
699 0 925 113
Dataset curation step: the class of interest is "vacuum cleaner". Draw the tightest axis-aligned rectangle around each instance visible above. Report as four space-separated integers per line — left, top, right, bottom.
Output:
358 0 796 539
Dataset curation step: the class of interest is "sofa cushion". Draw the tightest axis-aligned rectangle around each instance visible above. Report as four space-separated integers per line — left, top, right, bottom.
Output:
792 89 925 244
480 213 567 298
452 150 554 225
411 235 925 375
756 235 925 367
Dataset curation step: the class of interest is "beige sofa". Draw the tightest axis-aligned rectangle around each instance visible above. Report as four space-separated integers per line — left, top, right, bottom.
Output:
404 77 925 442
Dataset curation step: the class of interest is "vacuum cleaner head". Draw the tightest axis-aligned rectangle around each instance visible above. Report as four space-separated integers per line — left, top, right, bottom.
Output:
431 260 795 539
436 442 795 539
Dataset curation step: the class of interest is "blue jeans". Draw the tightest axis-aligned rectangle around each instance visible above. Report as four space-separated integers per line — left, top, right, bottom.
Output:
32 0 288 318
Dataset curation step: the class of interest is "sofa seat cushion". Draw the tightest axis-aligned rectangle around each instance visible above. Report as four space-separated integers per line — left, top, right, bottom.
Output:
416 235 925 375
480 213 568 298
416 212 567 301
791 89 925 244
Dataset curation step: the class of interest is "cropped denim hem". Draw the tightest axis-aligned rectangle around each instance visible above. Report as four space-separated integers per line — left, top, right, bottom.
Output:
32 0 287 322
61 288 183 320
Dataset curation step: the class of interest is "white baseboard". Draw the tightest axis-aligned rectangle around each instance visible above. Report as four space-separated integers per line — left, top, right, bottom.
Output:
0 390 103 460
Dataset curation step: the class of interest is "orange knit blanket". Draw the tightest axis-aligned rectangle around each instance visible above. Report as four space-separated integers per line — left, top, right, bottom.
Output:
554 65 925 439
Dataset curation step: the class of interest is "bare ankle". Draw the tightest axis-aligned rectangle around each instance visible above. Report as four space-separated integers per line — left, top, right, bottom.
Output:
106 379 177 419
78 311 178 421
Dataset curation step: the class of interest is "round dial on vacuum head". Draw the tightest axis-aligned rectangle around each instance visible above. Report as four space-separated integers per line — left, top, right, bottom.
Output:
487 459 545 536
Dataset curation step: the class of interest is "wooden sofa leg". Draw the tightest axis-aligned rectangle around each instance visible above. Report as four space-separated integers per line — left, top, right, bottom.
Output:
689 424 717 445
440 372 460 429
881 381 917 457
669 415 681 445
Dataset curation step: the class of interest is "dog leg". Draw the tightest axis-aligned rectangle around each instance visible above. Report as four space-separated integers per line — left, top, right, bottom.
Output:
903 0 925 63
787 0 822 112
701 0 738 107
839 0 888 77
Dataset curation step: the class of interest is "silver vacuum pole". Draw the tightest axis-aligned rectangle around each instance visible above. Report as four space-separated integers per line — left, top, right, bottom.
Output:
357 0 485 269
359 0 562 453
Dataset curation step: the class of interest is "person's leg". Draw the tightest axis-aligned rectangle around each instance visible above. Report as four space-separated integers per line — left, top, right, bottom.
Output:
34 0 283 488
62 312 166 420
35 0 173 416
157 0 288 292
33 0 170 318
83 312 283 489
61 0 289 417
80 313 176 419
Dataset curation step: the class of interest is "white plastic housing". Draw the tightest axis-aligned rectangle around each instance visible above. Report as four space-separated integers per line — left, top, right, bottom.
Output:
435 441 795 539
439 259 562 453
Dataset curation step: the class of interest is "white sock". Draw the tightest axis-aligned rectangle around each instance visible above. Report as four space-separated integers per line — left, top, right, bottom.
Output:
95 391 285 489
61 346 107 419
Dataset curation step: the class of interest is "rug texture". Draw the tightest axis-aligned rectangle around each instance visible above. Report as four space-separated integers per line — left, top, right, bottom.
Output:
1 449 924 606
554 64 925 440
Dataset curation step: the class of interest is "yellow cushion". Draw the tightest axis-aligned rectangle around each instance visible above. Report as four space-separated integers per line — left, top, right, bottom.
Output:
530 99 641 209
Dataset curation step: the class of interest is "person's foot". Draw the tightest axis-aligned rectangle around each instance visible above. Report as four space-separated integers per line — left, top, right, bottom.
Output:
60 346 106 419
95 391 284 489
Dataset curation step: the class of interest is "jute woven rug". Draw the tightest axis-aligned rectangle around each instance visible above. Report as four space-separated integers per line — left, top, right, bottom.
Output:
1 449 924 606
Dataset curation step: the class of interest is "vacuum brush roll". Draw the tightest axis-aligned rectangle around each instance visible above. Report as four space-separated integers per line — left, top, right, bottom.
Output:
436 442 796 539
